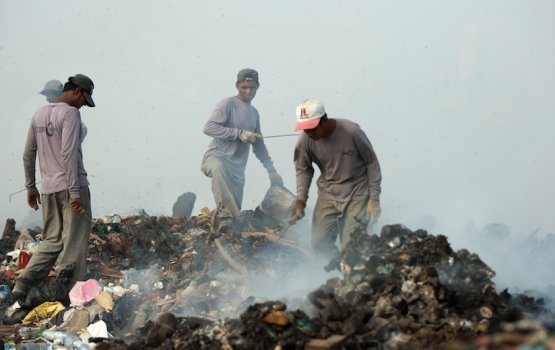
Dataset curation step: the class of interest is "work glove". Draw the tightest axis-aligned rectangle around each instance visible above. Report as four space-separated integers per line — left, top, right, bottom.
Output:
288 199 306 225
239 130 262 144
366 199 381 227
267 166 284 187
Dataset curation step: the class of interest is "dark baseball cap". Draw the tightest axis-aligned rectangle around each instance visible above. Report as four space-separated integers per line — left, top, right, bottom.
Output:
68 74 95 107
237 68 258 84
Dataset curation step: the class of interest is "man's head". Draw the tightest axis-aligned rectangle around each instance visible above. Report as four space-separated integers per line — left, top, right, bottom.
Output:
237 68 259 85
295 98 326 131
62 74 95 109
39 80 63 102
236 68 259 103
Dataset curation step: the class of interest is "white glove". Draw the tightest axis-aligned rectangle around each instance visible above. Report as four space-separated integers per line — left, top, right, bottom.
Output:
239 130 262 143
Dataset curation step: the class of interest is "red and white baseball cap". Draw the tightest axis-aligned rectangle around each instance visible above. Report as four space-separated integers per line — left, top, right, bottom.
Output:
294 98 326 131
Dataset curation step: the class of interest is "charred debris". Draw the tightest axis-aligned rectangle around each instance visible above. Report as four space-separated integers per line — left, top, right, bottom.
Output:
1 205 554 349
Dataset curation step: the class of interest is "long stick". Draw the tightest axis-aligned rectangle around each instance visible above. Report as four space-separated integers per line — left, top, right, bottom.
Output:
263 133 298 139
215 238 250 284
9 181 41 202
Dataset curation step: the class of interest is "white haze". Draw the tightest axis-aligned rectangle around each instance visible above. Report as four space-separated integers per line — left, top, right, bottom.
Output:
1 1 554 297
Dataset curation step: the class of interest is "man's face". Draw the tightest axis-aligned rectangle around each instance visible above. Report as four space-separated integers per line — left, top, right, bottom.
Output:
236 80 258 103
71 89 87 109
303 120 324 140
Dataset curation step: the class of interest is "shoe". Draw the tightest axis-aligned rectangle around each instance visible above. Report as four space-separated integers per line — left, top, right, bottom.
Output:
2 308 29 324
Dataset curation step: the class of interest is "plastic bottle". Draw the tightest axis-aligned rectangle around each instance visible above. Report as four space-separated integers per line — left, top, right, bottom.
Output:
41 330 67 344
3 340 16 350
18 326 42 340
41 330 92 349
17 343 52 350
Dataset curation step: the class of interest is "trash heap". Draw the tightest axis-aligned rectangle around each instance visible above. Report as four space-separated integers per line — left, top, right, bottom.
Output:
1 212 554 349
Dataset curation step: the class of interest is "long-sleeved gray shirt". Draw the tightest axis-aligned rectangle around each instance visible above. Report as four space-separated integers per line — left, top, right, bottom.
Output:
202 96 274 175
23 102 89 197
294 118 381 202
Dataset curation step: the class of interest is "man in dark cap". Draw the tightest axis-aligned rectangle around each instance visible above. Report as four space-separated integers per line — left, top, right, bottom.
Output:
201 68 284 232
13 74 96 302
39 79 88 143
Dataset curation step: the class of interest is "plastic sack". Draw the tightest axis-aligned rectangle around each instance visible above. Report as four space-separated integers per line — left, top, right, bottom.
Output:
22 301 65 325
253 185 296 228
69 279 102 305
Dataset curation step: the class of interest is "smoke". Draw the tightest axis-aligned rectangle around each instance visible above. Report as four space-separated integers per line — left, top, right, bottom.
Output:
388 213 555 310
1 2 554 319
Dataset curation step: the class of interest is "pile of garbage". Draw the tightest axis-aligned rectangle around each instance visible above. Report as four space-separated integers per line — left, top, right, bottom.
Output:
1 207 555 349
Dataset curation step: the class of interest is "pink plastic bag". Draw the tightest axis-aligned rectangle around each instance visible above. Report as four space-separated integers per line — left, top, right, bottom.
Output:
69 279 102 305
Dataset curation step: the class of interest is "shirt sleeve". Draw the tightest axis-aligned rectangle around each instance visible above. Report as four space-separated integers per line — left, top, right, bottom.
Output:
203 100 241 140
293 138 314 202
353 128 382 201
61 109 83 198
23 121 38 195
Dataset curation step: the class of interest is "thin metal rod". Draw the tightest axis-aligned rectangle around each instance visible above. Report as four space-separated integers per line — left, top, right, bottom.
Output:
9 181 41 202
264 133 298 139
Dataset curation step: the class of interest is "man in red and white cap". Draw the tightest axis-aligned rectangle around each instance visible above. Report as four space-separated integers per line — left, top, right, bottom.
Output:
289 98 382 262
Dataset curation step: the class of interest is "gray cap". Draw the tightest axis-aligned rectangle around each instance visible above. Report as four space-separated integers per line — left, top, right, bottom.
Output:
68 74 95 107
39 80 63 97
237 68 259 84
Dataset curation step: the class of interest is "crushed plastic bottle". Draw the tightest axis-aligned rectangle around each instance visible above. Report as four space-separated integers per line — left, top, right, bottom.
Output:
42 330 92 350
3 340 16 349
17 343 52 350
42 330 66 344
103 284 126 297
24 241 41 250
18 326 42 340
102 214 122 224
376 264 393 275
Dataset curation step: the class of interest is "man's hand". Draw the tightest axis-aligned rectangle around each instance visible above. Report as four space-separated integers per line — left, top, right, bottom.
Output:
27 192 41 210
288 199 306 225
70 197 83 212
239 130 262 143
367 199 381 227
267 166 284 187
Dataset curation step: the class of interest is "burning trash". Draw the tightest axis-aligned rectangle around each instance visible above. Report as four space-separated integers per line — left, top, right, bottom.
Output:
1 211 555 349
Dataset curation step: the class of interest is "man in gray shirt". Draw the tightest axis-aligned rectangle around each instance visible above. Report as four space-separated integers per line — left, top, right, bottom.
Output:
39 79 63 103
288 98 382 262
201 69 283 232
13 74 95 302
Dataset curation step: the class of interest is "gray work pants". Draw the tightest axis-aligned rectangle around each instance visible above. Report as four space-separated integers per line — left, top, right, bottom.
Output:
201 156 244 219
311 194 369 262
14 187 92 293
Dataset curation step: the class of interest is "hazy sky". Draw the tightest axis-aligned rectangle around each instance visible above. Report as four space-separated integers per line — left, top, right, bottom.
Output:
1 1 554 287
